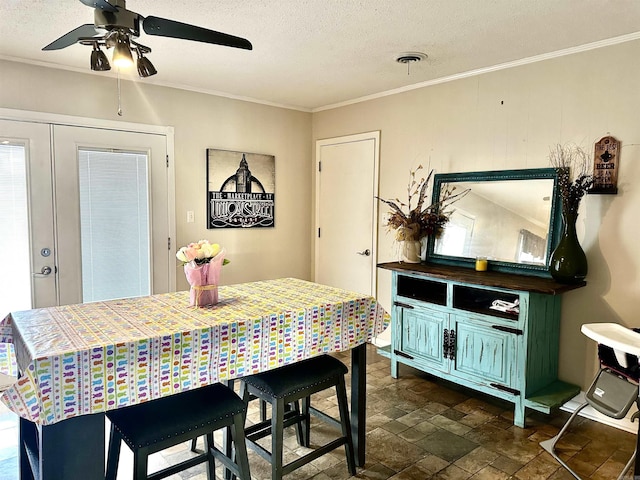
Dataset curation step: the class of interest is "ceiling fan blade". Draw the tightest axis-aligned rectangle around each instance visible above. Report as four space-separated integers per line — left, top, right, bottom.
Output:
143 16 252 50
78 0 118 12
42 24 99 51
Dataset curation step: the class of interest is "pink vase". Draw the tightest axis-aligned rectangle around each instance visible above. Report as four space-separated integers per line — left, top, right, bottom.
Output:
184 251 225 306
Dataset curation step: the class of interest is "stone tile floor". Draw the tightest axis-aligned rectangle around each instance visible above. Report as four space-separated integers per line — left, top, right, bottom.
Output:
0 345 636 479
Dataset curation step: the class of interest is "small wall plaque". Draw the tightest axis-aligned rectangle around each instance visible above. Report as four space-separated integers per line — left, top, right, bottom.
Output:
590 136 620 194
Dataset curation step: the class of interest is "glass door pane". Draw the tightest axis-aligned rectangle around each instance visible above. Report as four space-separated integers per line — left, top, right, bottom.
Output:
78 149 151 302
0 143 31 314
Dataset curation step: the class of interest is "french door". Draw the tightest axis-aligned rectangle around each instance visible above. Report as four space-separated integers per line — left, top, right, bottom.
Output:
0 118 171 314
0 120 55 311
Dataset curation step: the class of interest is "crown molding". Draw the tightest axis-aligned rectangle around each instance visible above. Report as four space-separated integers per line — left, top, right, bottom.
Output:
313 31 640 112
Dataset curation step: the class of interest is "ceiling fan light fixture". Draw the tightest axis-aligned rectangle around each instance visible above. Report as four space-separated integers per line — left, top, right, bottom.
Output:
112 33 134 69
90 43 111 71
136 54 157 78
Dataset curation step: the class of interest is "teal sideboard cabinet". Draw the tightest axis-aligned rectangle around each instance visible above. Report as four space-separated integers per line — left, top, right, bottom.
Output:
378 262 586 427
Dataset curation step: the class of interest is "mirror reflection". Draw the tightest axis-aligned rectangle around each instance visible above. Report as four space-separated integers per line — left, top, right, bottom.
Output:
434 179 554 265
426 168 563 275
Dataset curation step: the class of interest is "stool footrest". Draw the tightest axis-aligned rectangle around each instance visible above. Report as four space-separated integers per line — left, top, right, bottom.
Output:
147 454 207 480
309 406 340 429
245 431 348 476
282 438 348 475
246 410 304 442
210 443 245 479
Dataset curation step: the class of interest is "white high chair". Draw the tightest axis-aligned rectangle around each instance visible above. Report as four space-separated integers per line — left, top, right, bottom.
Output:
540 323 640 480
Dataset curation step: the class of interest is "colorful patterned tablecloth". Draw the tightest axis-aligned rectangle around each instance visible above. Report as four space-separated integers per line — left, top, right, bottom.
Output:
0 278 389 425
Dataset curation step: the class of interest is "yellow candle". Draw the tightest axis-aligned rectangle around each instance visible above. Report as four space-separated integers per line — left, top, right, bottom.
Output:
475 257 488 271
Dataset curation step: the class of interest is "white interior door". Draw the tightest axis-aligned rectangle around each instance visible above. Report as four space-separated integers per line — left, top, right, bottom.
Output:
53 125 170 306
0 118 171 314
315 132 380 295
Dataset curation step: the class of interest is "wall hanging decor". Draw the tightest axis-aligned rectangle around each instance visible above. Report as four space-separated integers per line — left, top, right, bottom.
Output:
590 135 620 194
206 149 275 228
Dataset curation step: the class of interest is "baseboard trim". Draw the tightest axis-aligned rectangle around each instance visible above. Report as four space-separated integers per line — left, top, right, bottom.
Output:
372 338 391 348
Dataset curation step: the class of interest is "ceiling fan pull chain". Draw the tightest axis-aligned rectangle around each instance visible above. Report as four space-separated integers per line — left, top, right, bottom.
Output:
117 68 123 116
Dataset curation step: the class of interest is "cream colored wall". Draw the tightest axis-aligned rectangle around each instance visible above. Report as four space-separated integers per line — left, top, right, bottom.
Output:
312 39 640 390
0 60 313 290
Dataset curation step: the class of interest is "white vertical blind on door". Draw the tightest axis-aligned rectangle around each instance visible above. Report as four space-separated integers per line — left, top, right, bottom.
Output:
78 149 151 302
0 143 31 314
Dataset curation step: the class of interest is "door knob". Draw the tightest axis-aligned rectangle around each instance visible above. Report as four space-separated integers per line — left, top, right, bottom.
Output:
357 249 371 256
33 266 53 277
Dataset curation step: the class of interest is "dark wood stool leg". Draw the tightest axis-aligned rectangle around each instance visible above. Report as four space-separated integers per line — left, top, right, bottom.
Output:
292 400 305 446
301 396 311 448
223 422 234 480
272 398 285 480
260 399 267 421
223 378 235 480
205 432 216 480
105 423 122 480
134 446 149 480
231 411 252 480
336 379 356 475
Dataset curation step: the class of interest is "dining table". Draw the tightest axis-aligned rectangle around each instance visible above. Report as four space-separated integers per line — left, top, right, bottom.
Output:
0 277 389 480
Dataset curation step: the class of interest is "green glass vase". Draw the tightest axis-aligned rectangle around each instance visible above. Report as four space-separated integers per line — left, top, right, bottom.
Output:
549 211 588 283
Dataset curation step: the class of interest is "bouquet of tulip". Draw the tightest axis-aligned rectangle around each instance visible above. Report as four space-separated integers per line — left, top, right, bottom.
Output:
176 240 229 307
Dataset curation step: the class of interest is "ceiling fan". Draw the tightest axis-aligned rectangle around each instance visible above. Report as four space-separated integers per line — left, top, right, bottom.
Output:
43 0 252 78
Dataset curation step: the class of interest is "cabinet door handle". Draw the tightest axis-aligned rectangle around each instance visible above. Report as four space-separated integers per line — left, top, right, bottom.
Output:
490 383 520 396
443 329 449 359
448 330 456 361
393 301 414 309
394 349 414 360
491 325 523 335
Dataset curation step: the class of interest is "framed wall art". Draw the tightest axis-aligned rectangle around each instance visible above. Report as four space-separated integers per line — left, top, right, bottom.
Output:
206 149 275 228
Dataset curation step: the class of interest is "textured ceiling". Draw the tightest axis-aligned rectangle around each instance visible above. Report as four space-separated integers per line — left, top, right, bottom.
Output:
2 0 640 111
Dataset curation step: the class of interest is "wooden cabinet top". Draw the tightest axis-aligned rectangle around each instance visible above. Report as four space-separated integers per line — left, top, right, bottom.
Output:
378 262 586 295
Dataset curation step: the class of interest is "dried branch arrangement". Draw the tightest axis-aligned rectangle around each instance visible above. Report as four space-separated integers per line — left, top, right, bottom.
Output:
377 165 469 241
549 144 594 217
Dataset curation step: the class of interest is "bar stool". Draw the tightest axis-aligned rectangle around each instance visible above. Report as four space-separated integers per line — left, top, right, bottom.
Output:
105 383 251 480
241 354 356 480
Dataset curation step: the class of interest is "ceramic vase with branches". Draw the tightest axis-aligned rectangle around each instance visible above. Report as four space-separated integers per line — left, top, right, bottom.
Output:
377 165 469 263
548 144 594 283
